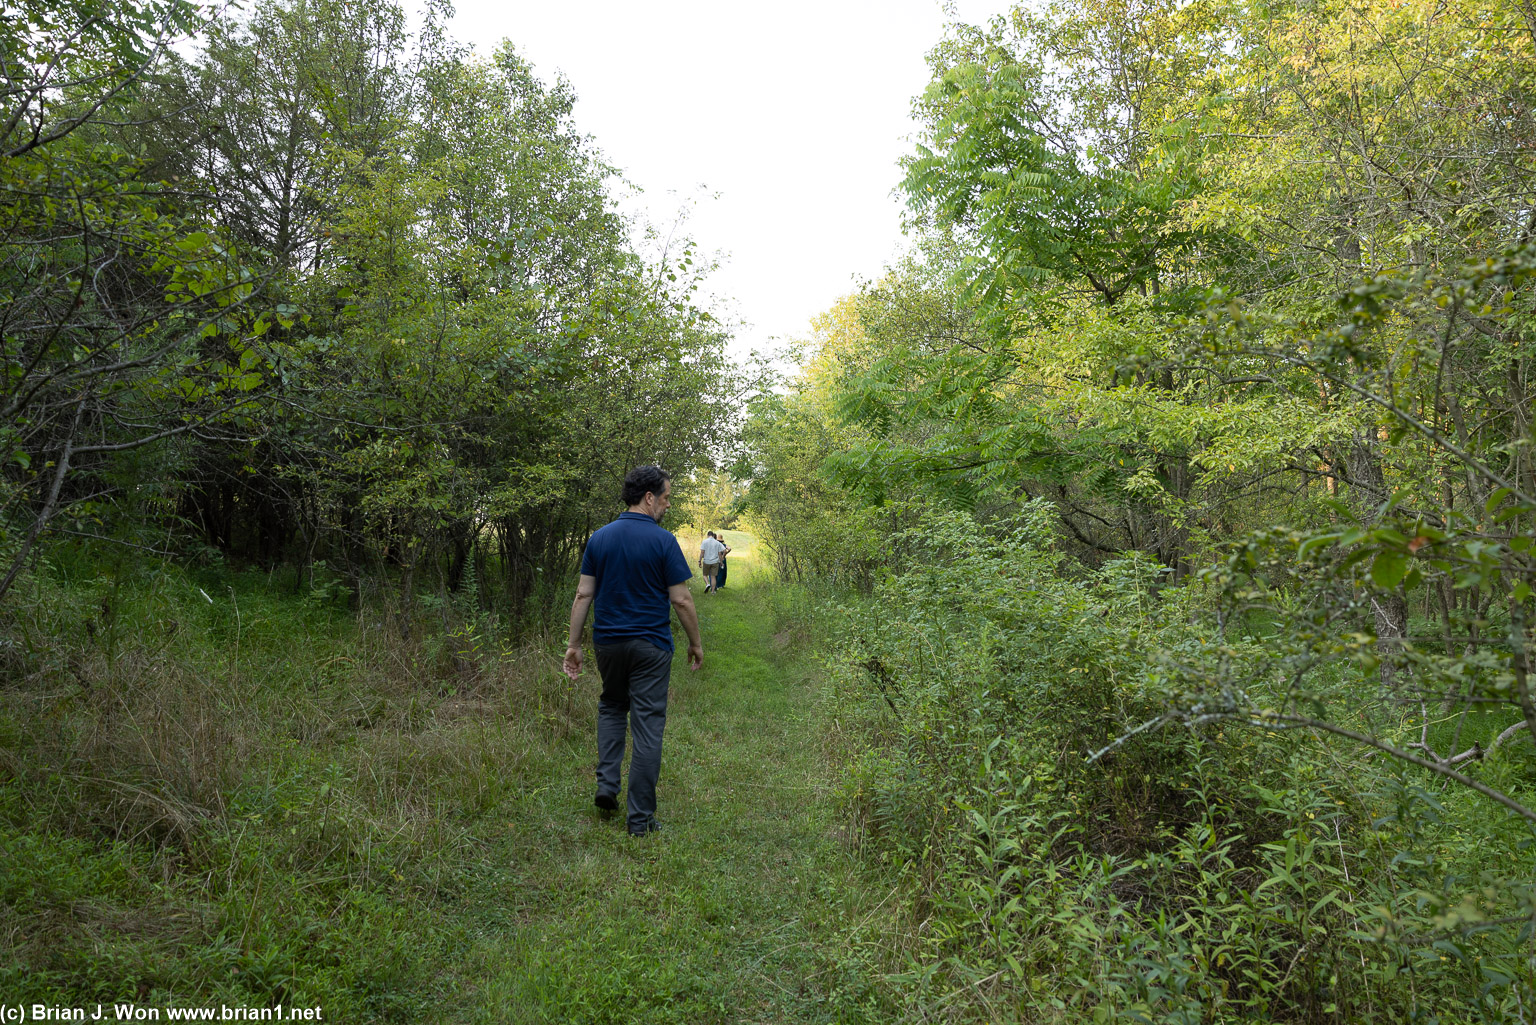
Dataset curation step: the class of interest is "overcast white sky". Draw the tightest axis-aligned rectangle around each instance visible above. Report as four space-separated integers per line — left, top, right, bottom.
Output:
443 1 1011 359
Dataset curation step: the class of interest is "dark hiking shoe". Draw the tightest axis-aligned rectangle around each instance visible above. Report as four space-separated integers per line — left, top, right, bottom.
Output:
627 817 661 837
594 792 619 815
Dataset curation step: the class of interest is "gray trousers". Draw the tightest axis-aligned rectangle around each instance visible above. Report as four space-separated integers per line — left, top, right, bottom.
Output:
594 638 672 832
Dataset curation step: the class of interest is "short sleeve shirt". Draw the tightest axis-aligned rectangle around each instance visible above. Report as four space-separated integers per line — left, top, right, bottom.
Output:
580 512 693 652
699 537 725 564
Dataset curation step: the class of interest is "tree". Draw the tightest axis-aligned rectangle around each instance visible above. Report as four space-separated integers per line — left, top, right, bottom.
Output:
0 0 281 604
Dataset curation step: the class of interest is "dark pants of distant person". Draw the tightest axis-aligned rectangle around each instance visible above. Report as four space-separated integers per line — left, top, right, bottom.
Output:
716 558 727 590
595 638 671 832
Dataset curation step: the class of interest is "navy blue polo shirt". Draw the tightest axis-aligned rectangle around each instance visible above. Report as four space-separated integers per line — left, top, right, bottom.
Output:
580 512 693 652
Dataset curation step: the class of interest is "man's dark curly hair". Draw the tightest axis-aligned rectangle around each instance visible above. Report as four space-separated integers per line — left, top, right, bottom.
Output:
622 465 671 506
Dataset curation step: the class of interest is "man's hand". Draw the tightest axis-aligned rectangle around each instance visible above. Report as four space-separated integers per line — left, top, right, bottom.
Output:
565 575 596 680
668 581 703 670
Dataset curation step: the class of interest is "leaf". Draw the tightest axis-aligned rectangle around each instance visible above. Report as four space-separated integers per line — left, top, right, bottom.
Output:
1371 550 1409 589
1297 532 1341 559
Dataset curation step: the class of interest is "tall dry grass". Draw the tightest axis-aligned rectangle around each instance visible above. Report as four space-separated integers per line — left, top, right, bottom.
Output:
0 558 594 1006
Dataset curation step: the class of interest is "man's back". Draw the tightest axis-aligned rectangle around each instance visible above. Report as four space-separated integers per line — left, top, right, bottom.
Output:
700 536 724 563
582 512 691 651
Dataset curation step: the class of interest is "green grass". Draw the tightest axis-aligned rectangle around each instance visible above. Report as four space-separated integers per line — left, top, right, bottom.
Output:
1 534 898 1023
443 532 893 1023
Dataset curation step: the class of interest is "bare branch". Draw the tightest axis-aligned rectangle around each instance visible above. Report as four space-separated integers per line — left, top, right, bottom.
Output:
1487 720 1529 754
1266 712 1536 823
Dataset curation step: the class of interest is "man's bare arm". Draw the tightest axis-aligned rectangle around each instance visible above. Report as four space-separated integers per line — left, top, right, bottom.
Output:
562 574 597 679
669 581 703 670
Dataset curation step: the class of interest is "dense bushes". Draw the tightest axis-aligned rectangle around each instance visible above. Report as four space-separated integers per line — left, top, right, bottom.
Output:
1 0 732 621
819 503 1535 1022
727 0 1536 1016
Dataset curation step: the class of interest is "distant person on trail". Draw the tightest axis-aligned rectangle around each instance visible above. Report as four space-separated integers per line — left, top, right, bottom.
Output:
562 465 702 837
699 531 726 593
715 535 732 590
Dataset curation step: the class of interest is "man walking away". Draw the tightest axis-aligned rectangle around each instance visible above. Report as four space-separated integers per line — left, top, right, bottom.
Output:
715 536 732 590
699 531 725 593
562 466 703 836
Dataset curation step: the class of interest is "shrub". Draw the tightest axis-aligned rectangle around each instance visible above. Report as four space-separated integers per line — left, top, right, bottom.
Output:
823 502 1536 1022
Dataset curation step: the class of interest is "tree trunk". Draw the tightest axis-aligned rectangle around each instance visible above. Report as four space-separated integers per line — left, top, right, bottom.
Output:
1347 429 1406 689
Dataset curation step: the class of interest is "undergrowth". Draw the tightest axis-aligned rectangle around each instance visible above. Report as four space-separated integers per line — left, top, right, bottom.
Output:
815 502 1536 1023
7 520 1536 1023
0 550 583 1015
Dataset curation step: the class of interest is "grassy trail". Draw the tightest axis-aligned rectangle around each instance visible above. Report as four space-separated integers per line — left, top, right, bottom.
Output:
447 531 886 1024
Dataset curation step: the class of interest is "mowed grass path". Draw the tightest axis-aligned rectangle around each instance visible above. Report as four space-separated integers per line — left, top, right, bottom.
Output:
446 532 889 1024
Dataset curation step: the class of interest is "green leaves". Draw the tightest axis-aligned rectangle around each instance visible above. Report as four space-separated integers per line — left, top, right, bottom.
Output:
1369 549 1408 589
904 6 1225 312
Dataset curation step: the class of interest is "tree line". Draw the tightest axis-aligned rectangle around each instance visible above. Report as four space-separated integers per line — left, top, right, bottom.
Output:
1 0 731 626
741 0 1536 1017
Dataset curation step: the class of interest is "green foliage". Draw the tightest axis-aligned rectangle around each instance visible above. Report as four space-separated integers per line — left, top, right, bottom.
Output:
816 504 1535 1021
907 48 1207 306
0 557 511 1012
738 389 887 589
1 0 733 630
739 0 1536 1016
673 468 745 533
0 3 283 600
